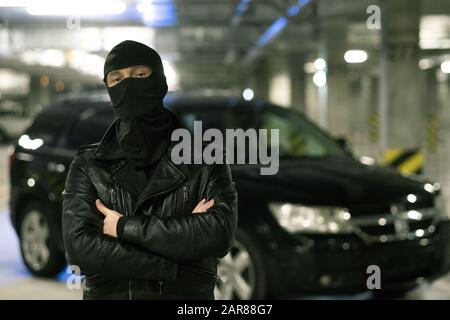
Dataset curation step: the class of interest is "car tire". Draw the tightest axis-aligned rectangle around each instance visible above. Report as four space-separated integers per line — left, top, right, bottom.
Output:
214 228 267 300
18 201 66 277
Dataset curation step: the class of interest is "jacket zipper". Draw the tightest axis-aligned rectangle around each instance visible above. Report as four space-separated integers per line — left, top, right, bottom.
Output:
110 187 132 297
109 188 117 210
123 187 133 300
111 186 134 300
132 182 184 216
183 185 189 201
182 185 189 214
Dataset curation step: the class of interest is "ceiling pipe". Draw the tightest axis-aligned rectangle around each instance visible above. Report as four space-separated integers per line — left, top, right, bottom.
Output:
224 0 253 64
231 0 252 27
242 0 313 65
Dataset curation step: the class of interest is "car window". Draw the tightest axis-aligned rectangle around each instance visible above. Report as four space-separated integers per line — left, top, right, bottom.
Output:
176 105 256 132
177 108 233 132
260 106 345 157
25 107 72 147
66 108 115 150
173 101 345 158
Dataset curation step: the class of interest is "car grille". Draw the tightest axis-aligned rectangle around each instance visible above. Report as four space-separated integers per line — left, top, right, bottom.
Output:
351 207 438 243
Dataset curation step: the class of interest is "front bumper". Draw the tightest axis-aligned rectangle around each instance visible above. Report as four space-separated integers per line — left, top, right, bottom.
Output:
267 219 450 295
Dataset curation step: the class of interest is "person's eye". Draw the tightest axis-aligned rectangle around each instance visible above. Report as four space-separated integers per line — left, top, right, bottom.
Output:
108 77 122 87
135 72 146 78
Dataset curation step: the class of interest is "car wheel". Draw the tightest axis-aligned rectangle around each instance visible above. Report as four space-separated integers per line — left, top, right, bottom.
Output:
214 229 267 300
18 202 66 277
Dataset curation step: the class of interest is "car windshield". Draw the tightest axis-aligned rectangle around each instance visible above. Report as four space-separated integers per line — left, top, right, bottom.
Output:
259 105 346 158
171 99 347 159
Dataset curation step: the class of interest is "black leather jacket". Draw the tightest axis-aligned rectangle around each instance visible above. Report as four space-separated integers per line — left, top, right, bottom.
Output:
62 119 238 299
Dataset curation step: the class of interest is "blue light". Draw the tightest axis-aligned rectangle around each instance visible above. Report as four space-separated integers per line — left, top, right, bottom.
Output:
286 5 300 17
287 0 311 17
256 16 288 48
138 0 177 28
253 0 311 49
236 0 252 17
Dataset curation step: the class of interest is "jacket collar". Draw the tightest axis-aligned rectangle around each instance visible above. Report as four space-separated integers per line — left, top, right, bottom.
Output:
92 118 126 161
92 109 184 161
91 117 186 205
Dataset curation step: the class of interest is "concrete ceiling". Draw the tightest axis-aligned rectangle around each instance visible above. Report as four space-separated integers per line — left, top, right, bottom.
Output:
0 0 449 92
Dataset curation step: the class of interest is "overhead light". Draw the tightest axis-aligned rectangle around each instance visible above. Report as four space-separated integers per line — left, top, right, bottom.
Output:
314 58 326 71
242 88 254 101
137 0 177 27
441 61 450 74
21 49 66 68
344 50 368 64
257 17 288 48
313 70 327 87
27 0 126 16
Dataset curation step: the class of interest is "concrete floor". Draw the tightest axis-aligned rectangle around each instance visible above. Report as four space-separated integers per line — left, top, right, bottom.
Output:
0 145 450 300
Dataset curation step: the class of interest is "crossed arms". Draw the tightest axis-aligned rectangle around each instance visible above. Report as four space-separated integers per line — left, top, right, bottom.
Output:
62 153 237 282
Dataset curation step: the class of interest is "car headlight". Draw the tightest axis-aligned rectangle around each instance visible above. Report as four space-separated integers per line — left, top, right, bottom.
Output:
269 203 353 234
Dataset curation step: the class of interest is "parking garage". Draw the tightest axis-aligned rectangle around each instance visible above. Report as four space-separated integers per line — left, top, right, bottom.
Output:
1 0 450 300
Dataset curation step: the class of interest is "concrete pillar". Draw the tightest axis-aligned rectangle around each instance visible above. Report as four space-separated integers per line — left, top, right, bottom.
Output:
318 18 351 138
261 51 306 110
380 0 425 149
436 70 450 212
267 51 292 108
288 52 306 112
305 71 321 125
27 75 52 114
424 67 440 179
248 58 269 102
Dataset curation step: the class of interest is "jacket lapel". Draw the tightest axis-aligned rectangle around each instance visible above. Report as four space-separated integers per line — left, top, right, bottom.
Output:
132 154 186 214
110 153 185 204
111 160 148 201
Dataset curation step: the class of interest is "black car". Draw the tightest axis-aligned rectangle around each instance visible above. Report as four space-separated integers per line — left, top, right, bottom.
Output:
9 92 450 299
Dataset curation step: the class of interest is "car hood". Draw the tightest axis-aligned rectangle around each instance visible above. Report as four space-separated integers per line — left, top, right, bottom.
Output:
231 155 434 215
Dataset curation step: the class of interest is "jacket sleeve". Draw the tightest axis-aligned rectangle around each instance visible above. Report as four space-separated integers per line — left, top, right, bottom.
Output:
118 162 238 261
62 152 177 282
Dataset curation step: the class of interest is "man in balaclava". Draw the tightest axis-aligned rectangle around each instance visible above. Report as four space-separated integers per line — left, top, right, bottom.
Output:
62 40 237 300
104 40 173 168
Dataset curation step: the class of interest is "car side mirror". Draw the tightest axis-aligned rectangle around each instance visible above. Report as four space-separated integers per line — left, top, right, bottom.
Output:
335 137 353 155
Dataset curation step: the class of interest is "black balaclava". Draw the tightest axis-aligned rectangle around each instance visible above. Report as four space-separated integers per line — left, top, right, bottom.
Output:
103 40 174 168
